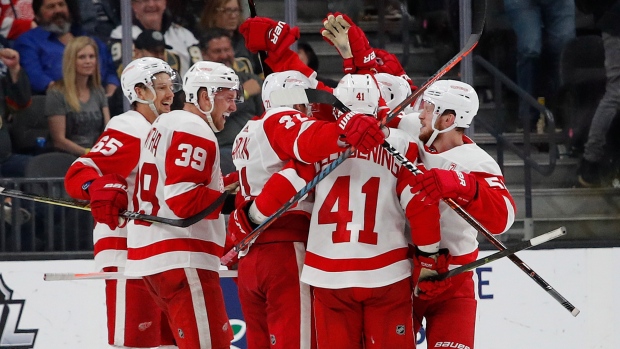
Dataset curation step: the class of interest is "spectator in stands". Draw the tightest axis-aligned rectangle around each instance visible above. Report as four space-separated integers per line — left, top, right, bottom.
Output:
199 0 262 75
167 0 203 35
109 0 201 76
13 0 119 95
0 0 36 40
577 0 620 187
503 0 575 131
0 45 33 226
133 29 170 61
45 36 110 157
199 27 264 174
0 47 32 178
77 0 120 42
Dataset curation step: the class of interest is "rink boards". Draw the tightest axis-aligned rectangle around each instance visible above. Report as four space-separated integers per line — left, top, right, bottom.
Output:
0 248 615 349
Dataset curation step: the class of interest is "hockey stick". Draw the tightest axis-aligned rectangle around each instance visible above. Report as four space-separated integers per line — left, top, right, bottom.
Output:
246 0 272 76
380 142 579 316
271 82 580 316
0 186 231 228
44 269 238 281
428 227 566 281
220 0 487 265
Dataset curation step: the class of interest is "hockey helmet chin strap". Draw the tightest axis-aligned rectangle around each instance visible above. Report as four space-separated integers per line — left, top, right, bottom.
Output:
424 98 457 148
194 94 220 133
135 85 160 118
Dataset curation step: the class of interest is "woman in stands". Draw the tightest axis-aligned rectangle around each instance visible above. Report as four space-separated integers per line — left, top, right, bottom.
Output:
199 0 262 74
46 36 110 157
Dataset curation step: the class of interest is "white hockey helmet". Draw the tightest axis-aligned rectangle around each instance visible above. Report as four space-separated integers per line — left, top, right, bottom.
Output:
375 73 412 111
184 61 242 104
421 79 479 146
333 74 380 115
121 57 181 104
183 61 242 132
261 70 313 110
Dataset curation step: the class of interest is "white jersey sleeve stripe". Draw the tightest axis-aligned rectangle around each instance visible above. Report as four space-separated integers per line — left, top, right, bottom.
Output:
75 157 103 176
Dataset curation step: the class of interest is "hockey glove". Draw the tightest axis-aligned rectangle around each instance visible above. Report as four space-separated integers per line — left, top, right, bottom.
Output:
410 168 478 206
337 111 385 153
238 17 300 56
348 24 377 72
88 174 128 230
412 247 452 300
321 12 353 59
227 200 260 247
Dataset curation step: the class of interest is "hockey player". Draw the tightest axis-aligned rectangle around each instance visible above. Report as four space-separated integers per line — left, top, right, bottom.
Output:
226 70 387 349
64 57 180 348
229 73 440 348
125 61 243 349
403 80 516 348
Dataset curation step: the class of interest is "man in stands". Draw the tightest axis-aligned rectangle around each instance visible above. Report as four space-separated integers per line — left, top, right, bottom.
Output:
109 0 201 76
14 0 119 95
64 57 180 348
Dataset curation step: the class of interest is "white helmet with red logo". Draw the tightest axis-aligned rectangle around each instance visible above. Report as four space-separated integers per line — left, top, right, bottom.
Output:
422 79 479 145
333 74 380 115
375 73 411 111
261 70 313 110
121 57 181 112
183 61 242 132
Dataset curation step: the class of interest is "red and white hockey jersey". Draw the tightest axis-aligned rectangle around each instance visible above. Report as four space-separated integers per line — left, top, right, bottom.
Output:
65 110 150 271
232 107 347 220
294 128 438 289
125 110 225 277
415 135 517 266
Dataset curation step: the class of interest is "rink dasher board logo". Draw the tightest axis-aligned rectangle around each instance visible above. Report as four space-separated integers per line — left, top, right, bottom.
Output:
0 274 37 348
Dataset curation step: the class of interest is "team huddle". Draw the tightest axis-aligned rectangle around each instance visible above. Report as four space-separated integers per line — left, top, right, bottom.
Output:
63 12 516 349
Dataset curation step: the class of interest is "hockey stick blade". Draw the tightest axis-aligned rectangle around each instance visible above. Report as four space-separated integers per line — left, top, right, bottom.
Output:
380 141 580 316
44 269 238 281
0 186 231 228
221 0 487 266
428 227 566 282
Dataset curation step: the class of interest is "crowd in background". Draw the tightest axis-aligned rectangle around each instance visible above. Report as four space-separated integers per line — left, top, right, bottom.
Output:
0 0 619 230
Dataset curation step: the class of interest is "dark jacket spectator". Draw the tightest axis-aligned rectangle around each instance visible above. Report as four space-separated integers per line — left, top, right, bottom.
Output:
109 0 201 76
13 0 119 95
0 47 32 178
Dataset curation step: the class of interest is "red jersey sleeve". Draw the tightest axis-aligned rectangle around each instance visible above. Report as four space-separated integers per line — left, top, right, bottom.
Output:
262 110 344 163
254 160 317 217
164 130 223 219
463 172 516 235
64 129 141 200
395 143 442 248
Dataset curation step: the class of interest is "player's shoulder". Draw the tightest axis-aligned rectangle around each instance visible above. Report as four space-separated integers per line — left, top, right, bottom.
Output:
154 110 214 137
106 111 151 136
445 143 501 175
262 107 300 121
